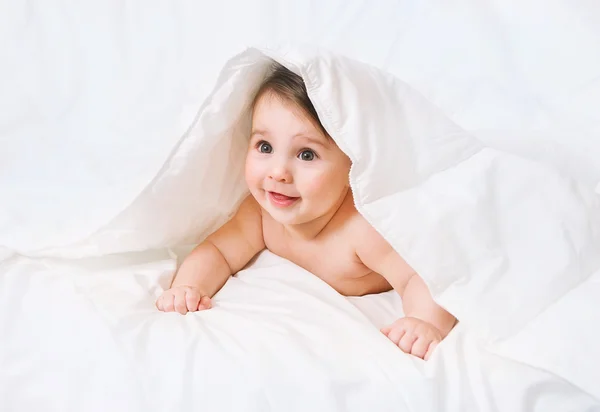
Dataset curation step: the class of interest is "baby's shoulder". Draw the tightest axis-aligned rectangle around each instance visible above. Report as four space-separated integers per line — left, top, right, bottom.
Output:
341 208 383 244
345 211 394 257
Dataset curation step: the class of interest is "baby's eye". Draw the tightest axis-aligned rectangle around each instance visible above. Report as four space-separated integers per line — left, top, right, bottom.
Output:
298 150 316 161
257 141 273 154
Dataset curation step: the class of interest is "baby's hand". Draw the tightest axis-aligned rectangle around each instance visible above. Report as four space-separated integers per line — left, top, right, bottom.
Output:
156 285 212 315
381 317 442 360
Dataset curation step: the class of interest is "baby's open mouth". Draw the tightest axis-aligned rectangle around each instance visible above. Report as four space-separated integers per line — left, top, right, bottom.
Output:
267 191 299 207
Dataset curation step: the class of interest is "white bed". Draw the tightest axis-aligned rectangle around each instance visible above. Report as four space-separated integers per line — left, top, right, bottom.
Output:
2 250 600 411
2 1 600 411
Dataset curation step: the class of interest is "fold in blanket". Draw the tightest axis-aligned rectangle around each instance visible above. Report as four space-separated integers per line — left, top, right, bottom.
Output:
35 46 600 343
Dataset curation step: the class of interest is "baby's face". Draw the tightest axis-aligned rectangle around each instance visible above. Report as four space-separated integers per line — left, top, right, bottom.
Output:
245 93 351 226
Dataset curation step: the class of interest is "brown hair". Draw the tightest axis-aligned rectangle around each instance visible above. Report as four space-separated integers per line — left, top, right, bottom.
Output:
252 61 328 136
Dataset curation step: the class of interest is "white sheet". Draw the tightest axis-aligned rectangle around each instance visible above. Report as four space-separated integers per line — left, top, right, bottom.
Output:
2 251 599 412
31 44 599 344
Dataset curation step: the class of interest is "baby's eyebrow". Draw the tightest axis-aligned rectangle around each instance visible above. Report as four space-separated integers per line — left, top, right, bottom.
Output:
293 133 328 147
250 130 328 147
250 129 268 138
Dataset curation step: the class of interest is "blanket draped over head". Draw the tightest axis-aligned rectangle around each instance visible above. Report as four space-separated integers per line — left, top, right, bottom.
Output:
18 46 600 342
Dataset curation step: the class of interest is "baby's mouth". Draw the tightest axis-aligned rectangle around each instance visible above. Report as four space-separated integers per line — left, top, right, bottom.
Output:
267 191 300 207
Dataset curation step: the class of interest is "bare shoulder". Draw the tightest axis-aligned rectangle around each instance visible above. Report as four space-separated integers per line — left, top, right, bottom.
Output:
230 194 265 248
351 212 416 290
234 193 263 221
207 194 265 273
350 212 395 261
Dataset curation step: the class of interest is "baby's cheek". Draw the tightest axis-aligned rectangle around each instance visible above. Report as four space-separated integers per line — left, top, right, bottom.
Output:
244 158 260 185
304 172 343 199
301 171 327 193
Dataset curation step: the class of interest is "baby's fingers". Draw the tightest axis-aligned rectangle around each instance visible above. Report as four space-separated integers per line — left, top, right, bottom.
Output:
173 291 189 315
161 293 175 312
424 341 439 361
185 289 201 312
398 331 418 354
410 337 431 360
198 295 212 310
386 326 407 346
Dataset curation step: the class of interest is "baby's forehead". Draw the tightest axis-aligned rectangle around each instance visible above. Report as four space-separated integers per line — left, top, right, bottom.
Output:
251 126 329 145
252 109 327 137
253 94 306 120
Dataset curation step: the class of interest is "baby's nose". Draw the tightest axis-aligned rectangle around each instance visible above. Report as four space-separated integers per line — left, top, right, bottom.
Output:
268 164 293 183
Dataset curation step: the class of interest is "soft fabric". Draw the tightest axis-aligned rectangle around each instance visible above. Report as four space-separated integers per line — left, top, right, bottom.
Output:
3 1 600 258
0 4 600 412
2 3 600 411
33 47 600 344
2 250 599 412
286 48 600 341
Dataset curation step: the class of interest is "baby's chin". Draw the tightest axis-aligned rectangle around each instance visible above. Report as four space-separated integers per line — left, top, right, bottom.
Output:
265 208 306 225
263 203 312 225
269 208 332 227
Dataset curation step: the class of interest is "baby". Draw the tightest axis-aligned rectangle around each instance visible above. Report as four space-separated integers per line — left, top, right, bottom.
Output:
156 62 457 360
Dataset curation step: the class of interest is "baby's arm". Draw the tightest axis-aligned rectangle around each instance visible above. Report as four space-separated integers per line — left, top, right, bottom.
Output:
400 273 456 337
356 222 456 359
156 195 265 314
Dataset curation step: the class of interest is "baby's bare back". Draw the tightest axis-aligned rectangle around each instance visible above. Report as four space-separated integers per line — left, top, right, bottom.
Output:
260 203 392 297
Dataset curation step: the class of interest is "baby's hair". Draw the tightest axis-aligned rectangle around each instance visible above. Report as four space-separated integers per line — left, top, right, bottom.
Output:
252 61 329 137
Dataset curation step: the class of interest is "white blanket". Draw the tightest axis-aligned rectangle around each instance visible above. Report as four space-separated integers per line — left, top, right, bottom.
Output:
2 251 599 412
2 2 600 412
2 0 599 256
